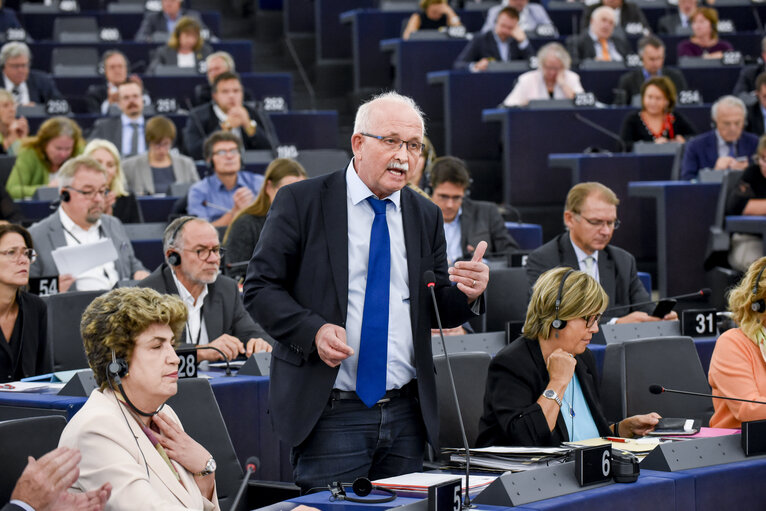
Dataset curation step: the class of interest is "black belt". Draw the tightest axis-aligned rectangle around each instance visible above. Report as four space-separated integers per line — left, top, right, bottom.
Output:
330 380 417 404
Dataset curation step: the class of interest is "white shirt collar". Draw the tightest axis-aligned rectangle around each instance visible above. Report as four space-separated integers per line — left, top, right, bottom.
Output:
213 102 228 123
120 113 144 126
170 267 209 308
345 159 402 210
570 236 599 265
58 206 101 234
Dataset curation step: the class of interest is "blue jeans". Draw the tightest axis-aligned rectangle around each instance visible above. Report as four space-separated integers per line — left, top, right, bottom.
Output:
291 392 427 492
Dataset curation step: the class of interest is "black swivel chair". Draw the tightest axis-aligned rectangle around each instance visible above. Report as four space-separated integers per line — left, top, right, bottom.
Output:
485 267 530 333
0 416 68 504
599 336 715 425
41 290 105 372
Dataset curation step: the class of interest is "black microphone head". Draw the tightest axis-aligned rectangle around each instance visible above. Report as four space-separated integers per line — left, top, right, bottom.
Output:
648 385 664 394
423 270 436 288
699 288 712 297
245 456 260 472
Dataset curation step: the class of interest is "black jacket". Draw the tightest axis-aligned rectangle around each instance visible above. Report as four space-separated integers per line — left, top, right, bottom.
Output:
0 292 49 383
454 30 533 70
182 102 273 160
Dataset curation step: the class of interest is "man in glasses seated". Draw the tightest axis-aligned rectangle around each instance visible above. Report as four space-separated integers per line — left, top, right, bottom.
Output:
28 156 148 292
525 182 675 324
139 216 271 363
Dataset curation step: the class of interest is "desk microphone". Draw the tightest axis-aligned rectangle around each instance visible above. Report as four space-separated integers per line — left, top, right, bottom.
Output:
573 113 627 153
604 288 711 314
648 385 766 406
424 270 473 509
229 456 260 511
195 345 232 376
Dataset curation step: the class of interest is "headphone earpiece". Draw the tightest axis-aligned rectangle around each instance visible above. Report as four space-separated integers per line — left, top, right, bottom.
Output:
328 479 396 504
752 264 766 313
108 349 128 381
551 269 575 331
167 251 181 266
60 190 71 202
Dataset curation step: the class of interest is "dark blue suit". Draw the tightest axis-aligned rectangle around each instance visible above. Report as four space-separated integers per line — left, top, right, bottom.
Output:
454 30 533 70
680 130 759 180
5 70 63 104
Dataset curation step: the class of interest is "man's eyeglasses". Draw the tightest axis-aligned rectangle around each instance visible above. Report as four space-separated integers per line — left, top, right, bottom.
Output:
65 186 110 201
576 214 621 230
583 314 602 328
183 246 225 261
0 247 37 263
361 133 425 155
212 148 240 157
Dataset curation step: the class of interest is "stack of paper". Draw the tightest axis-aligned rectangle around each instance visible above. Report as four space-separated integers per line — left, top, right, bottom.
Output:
443 445 572 473
372 473 497 498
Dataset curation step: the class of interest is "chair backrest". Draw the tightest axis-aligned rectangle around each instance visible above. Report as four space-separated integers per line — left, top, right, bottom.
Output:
295 149 350 178
706 169 743 255
632 141 683 155
42 290 105 372
123 222 167 241
53 17 99 42
431 331 506 357
150 65 200 76
165 378 243 511
670 139 687 181
485 267 530 332
0 155 15 188
599 336 714 425
433 352 492 448
0 416 67 503
32 186 60 202
169 182 193 198
51 47 99 75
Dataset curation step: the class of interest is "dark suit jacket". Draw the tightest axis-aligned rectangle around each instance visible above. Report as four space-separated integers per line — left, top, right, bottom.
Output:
134 9 205 41
453 30 533 70
183 102 272 160
84 82 110 114
458 198 518 259
140 263 272 346
0 291 49 383
1 504 25 511
243 169 481 448
616 67 688 102
87 116 123 150
734 63 766 95
192 82 254 107
10 70 63 104
581 2 649 31
657 12 682 34
146 43 213 75
746 101 766 137
680 129 760 180
566 31 632 65
525 232 652 319
477 336 611 447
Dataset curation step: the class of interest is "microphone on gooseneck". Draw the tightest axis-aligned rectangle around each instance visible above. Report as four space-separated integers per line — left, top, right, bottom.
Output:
604 288 711 314
195 345 232 376
648 385 766 406
229 456 261 511
424 270 473 510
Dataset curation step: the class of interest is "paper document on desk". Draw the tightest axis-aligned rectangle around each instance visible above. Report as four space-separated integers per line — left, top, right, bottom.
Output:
51 239 117 276
373 473 496 497
565 436 661 453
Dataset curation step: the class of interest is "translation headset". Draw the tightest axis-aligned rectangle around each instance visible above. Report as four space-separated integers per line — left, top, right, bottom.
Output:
551 269 575 330
107 349 163 417
751 264 766 312
328 478 397 503
166 217 196 267
60 188 71 202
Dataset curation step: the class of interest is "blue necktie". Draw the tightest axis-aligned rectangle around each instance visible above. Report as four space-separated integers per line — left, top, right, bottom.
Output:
728 142 737 158
356 197 390 407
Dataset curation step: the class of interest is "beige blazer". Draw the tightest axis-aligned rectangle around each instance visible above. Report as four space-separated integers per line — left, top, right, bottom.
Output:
59 389 219 511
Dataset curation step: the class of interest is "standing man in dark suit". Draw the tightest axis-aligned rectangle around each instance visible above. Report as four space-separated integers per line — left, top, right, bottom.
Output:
454 7 533 71
140 216 271 362
526 182 675 323
746 73 766 137
617 35 688 104
183 71 272 160
244 92 489 491
429 155 518 264
88 80 148 158
0 42 62 106
567 6 632 65
134 0 208 42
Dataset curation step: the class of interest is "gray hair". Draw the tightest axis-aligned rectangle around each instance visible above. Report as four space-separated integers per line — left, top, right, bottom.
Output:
162 216 212 258
206 51 235 71
638 34 665 56
353 91 425 136
711 95 747 122
101 49 128 68
57 156 107 190
0 41 30 67
537 42 571 70
590 5 616 25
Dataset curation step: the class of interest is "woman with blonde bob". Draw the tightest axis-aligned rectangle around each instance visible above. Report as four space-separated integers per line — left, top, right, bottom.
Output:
59 287 220 510
477 267 660 446
83 138 142 224
708 257 766 427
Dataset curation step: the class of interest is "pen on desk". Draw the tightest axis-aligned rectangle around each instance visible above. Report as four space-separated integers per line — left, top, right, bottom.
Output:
603 436 628 443
0 383 14 389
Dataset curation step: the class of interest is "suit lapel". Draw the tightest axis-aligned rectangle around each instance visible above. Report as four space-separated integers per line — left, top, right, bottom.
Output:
558 233 580 269
598 251 616 305
401 189 421 336
203 280 224 342
321 171 349 317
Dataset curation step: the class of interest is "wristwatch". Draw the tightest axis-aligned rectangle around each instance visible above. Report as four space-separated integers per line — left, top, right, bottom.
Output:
543 389 562 407
194 457 216 477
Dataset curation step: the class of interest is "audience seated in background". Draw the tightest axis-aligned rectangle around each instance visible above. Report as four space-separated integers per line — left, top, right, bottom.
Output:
503 42 583 107
0 1 21 34
187 131 263 227
429 156 519 265
5 446 110 511
183 71 272 160
581 0 650 37
193 51 253 107
141 216 273 362
681 95 757 180
526 182 676 324
28 156 148 292
481 0 555 36
454 7 532 72
0 88 26 156
0 223 49 383
477 267 660 447
567 6 631 65
407 135 436 197
85 51 151 116
402 0 462 40
134 0 207 42
0 41 62 106
123 115 198 196
58 288 220 509
745 73 766 137
616 35 688 105
0 189 21 223
83 139 142 224
725 135 766 272
223 158 306 278
677 7 733 59
708 258 766 428
657 0 696 34
147 16 213 75
88 80 148 158
6 116 83 199
734 36 766 96
620 76 696 151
